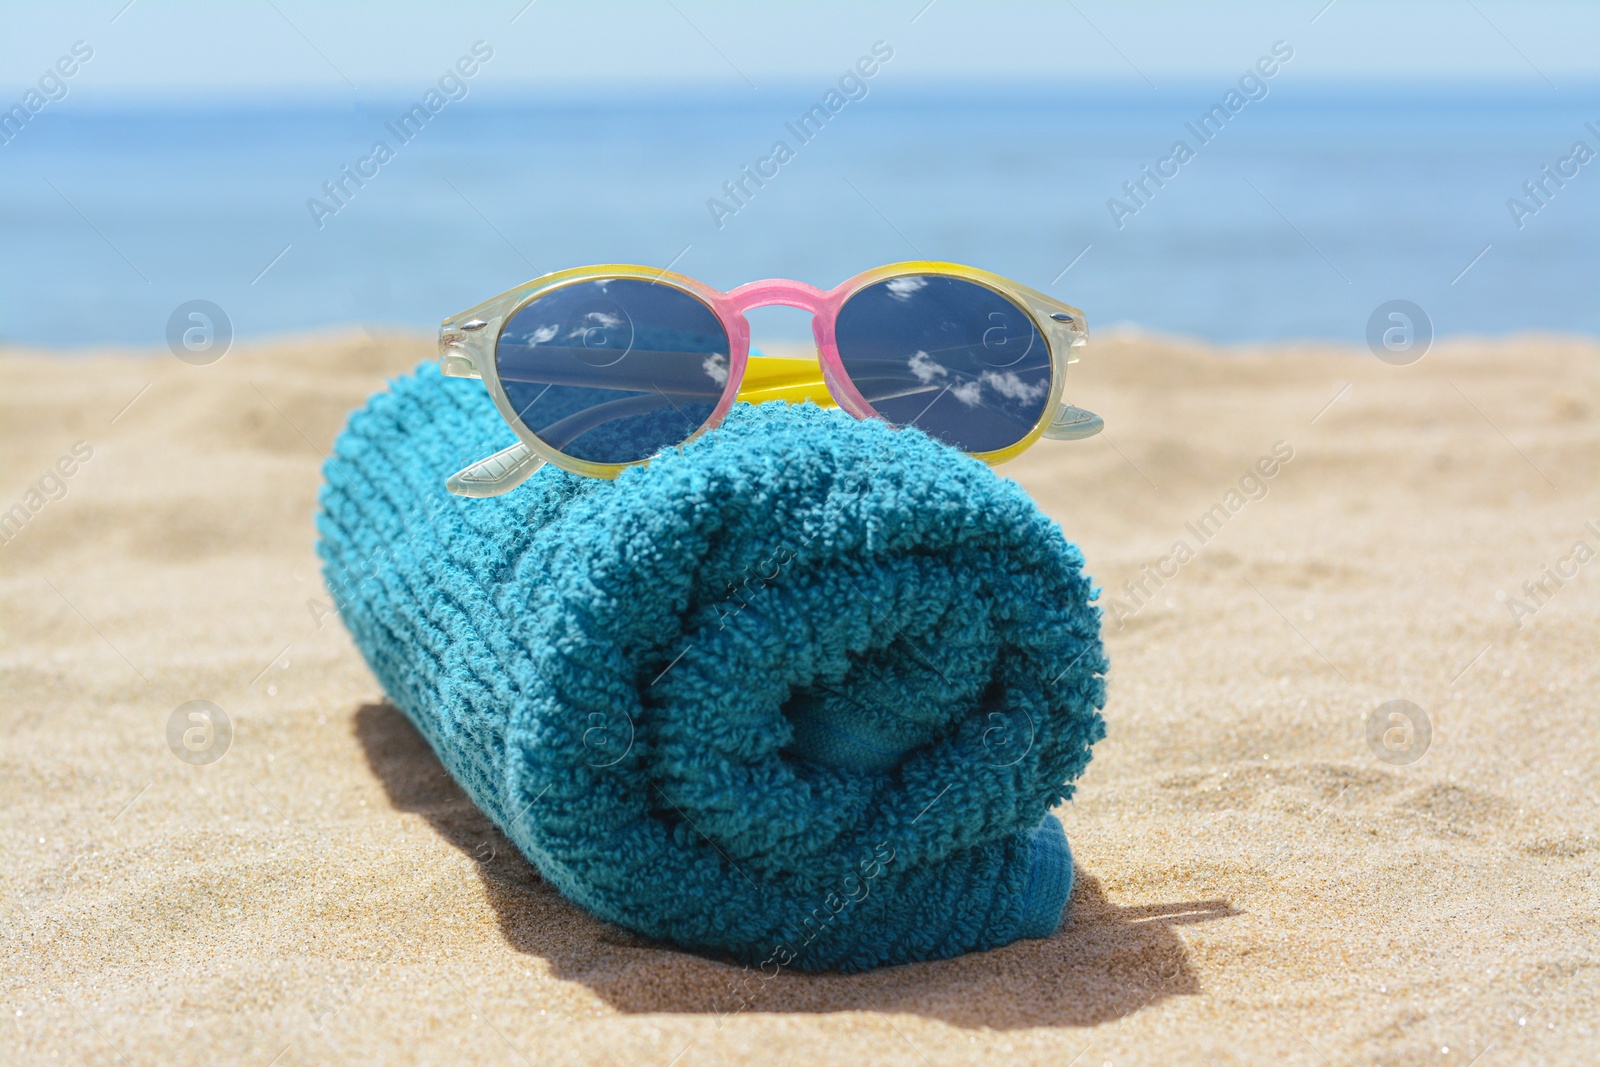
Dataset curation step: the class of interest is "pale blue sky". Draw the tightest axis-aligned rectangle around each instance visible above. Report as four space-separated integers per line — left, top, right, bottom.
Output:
3 0 1597 98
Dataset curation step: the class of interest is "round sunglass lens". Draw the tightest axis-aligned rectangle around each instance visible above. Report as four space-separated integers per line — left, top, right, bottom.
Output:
834 275 1051 453
495 279 731 465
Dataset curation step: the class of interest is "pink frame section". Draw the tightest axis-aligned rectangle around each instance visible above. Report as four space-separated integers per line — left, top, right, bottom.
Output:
714 275 874 424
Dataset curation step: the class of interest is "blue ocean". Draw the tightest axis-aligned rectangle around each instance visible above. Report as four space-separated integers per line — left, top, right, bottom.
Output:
2 81 1596 348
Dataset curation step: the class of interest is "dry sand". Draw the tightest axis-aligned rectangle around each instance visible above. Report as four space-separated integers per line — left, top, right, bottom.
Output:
2 330 1595 1066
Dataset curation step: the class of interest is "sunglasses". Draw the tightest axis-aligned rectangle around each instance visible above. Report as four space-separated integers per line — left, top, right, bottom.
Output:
438 262 1103 496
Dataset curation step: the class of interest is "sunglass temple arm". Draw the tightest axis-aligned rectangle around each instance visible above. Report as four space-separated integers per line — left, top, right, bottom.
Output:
447 441 543 498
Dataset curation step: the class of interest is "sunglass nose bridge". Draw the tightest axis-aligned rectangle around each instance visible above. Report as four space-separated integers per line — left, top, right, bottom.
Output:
724 278 833 315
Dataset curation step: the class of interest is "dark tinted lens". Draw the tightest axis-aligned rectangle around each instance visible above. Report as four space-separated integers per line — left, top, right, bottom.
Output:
834 275 1051 453
494 279 730 464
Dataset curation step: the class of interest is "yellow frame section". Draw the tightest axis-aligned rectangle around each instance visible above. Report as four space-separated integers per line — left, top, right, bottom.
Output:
734 357 837 407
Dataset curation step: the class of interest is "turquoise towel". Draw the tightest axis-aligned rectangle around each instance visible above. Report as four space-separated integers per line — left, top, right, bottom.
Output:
317 363 1107 973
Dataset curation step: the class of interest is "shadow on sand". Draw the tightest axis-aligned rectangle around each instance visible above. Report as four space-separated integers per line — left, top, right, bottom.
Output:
356 701 1238 1029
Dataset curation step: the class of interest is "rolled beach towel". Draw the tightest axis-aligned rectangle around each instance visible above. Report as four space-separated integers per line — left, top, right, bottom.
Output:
317 363 1107 973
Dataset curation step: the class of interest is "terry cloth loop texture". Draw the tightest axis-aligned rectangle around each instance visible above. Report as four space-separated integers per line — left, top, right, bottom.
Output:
317 362 1107 973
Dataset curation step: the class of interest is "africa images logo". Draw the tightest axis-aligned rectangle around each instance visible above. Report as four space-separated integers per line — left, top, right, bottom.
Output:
1106 41 1294 229
305 41 494 230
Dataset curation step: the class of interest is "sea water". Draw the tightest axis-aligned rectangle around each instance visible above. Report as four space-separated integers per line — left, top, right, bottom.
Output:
1 82 1595 348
